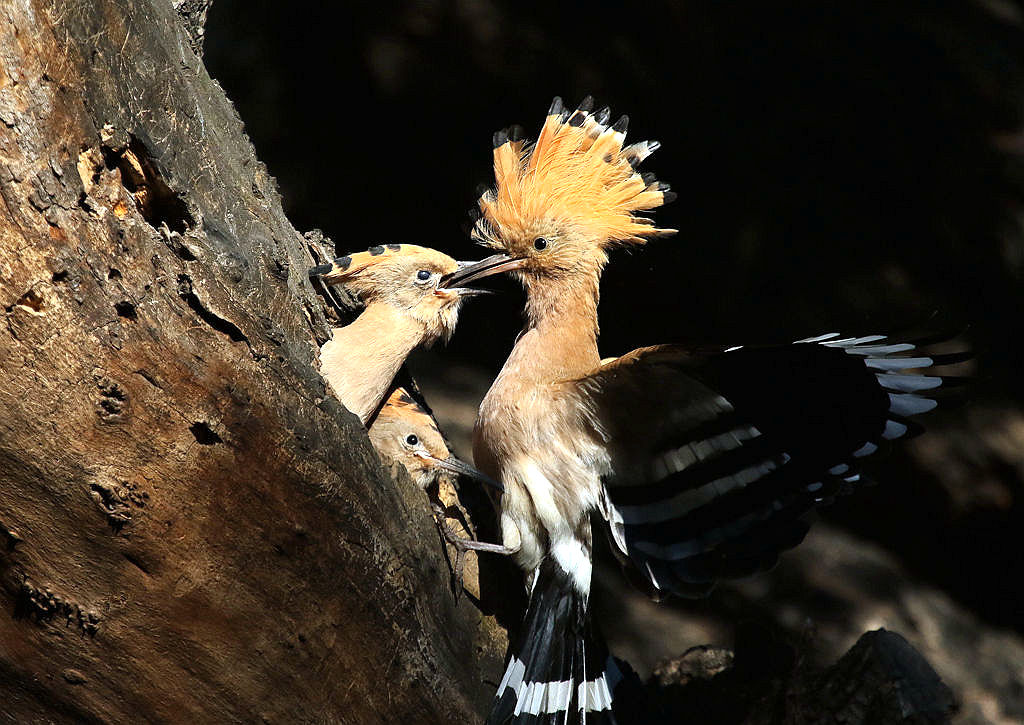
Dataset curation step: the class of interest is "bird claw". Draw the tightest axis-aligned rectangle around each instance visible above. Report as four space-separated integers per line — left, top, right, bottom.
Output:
431 504 470 598
430 502 514 600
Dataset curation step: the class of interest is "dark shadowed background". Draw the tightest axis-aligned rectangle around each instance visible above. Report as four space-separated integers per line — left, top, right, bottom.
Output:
204 0 1024 718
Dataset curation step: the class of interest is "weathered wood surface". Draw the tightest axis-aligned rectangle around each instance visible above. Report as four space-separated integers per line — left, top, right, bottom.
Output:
653 629 956 724
0 0 505 722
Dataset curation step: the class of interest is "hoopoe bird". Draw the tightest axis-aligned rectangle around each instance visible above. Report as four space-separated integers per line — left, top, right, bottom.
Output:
369 386 507 586
369 386 500 492
442 97 967 724
310 244 489 424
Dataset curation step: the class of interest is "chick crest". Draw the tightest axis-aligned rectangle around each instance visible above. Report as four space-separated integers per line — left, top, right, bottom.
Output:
472 96 677 278
316 243 465 344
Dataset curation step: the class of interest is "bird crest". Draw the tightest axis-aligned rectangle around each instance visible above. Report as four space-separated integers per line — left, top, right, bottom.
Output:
472 96 677 250
311 244 454 283
381 387 442 433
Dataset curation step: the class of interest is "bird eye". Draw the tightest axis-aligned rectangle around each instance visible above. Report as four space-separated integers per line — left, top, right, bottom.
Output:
533 238 548 251
415 270 432 283
405 434 419 445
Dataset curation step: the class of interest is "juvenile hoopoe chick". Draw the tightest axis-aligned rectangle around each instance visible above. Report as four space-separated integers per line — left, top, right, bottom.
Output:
368 386 507 587
368 386 498 491
445 97 966 724
310 244 488 424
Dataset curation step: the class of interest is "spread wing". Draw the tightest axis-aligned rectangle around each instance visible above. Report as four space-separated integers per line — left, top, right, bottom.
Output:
566 333 967 598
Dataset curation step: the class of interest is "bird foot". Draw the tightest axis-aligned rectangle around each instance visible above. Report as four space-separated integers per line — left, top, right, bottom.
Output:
430 502 515 599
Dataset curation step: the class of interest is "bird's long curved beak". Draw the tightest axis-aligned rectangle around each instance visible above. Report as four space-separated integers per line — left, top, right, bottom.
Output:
431 455 504 491
440 254 528 289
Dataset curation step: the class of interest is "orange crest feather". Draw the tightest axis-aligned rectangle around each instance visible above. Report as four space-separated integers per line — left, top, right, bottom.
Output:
473 96 677 248
382 387 430 419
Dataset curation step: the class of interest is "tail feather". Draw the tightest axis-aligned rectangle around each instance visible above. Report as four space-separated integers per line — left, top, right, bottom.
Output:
487 559 618 725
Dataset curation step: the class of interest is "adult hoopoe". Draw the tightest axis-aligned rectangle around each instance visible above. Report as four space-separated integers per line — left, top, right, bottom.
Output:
442 97 966 724
310 244 489 424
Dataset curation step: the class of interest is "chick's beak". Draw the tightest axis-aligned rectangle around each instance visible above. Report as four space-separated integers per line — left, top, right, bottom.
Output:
440 254 528 290
434 285 494 299
444 287 494 298
427 455 504 491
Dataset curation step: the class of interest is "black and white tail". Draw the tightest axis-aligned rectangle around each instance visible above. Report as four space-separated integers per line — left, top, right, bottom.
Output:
487 558 620 725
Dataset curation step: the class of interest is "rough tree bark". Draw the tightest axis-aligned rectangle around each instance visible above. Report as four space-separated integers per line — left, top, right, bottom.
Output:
651 628 957 724
0 0 507 722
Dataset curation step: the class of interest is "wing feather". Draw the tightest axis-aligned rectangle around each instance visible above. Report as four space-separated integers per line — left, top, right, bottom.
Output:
564 333 965 597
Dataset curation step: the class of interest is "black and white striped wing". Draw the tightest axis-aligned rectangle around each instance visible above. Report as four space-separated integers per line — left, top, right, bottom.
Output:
576 333 965 598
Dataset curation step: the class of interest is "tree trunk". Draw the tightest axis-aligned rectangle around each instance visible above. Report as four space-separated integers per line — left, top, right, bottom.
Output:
0 1 506 722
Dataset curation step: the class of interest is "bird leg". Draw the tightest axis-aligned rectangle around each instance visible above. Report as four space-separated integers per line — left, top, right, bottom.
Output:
429 500 517 599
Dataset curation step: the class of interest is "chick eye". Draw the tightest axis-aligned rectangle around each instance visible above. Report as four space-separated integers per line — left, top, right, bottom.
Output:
533 238 548 251
405 434 419 445
415 270 432 282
